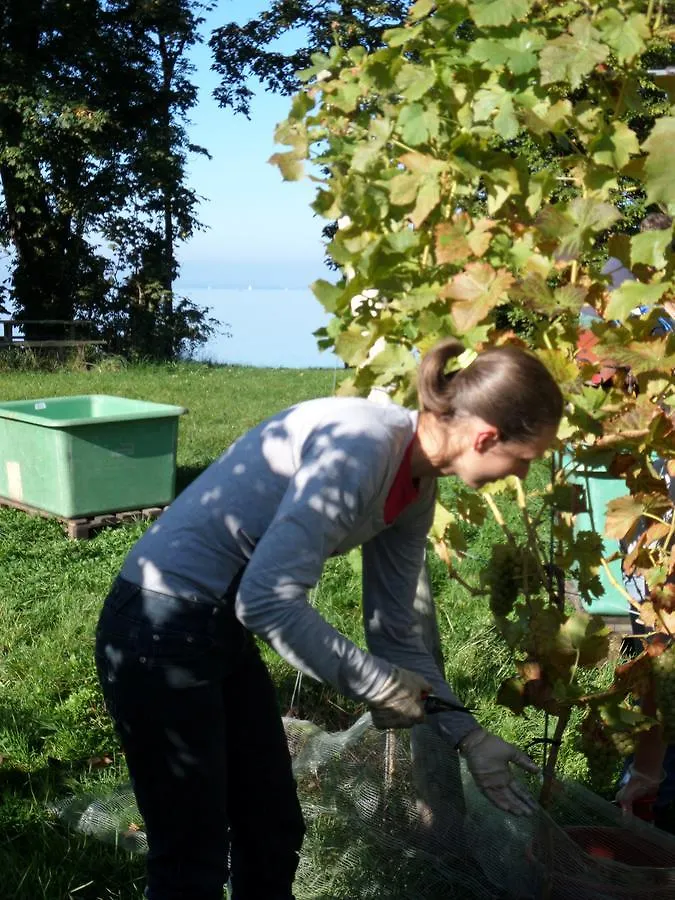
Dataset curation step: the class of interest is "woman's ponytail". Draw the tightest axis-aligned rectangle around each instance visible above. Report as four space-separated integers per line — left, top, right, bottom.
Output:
417 337 465 415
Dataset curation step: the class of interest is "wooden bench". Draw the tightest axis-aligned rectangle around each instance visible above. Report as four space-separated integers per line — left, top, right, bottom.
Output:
0 319 105 353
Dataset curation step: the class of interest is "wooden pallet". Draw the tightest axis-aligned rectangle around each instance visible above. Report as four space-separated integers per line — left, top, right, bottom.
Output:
0 495 166 539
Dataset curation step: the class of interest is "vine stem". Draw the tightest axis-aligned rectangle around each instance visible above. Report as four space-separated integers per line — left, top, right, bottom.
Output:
448 568 490 598
483 494 519 547
664 509 675 558
601 557 644 612
539 710 570 808
514 478 549 584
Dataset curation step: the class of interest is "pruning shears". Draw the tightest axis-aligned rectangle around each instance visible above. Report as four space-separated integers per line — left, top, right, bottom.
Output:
422 692 474 715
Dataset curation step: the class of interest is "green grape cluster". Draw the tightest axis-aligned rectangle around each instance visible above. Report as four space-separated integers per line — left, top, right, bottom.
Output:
578 713 621 787
527 609 562 658
610 730 636 756
486 544 520 618
652 643 675 743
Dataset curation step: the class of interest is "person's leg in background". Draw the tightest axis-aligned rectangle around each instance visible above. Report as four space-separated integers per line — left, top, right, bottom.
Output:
224 630 305 900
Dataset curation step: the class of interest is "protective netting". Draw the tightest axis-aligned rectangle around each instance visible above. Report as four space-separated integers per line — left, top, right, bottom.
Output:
52 715 675 899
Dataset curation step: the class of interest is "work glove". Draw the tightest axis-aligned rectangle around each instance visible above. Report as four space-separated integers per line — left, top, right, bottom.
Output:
368 666 432 729
459 727 539 816
615 764 665 814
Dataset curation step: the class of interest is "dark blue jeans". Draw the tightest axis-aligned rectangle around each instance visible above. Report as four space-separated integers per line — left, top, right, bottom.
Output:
95 578 305 900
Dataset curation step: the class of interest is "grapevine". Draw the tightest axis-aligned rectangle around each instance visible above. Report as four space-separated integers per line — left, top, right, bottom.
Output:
652 642 675 743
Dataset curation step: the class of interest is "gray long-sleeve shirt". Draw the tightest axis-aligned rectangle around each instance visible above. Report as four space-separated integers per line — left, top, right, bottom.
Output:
121 396 478 745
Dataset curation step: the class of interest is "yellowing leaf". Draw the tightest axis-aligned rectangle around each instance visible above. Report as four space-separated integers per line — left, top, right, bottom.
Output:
435 220 472 265
269 151 304 181
435 216 494 266
467 219 495 257
442 263 515 332
399 152 446 175
536 348 580 386
605 337 675 375
604 494 645 540
410 175 441 227
540 17 608 90
642 118 675 207
388 172 421 206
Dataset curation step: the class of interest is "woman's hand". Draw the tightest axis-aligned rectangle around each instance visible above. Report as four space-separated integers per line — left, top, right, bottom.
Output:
459 727 539 816
616 764 665 813
369 667 432 729
615 723 667 813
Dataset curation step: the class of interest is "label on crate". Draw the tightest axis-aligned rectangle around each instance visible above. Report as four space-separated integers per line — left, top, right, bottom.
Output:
6 461 22 501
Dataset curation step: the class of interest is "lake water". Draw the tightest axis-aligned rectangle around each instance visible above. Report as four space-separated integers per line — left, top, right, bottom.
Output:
183 287 339 369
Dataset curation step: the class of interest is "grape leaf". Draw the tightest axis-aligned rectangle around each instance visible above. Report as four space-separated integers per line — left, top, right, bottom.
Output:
604 494 647 541
630 229 672 269
442 263 515 331
367 341 416 377
473 86 519 140
540 17 608 90
642 118 675 207
334 325 372 366
311 280 343 313
409 0 436 21
388 172 421 205
591 121 640 171
538 197 620 261
558 612 610 667
469 31 545 75
604 337 675 376
396 64 437 102
397 102 440 146
604 281 669 322
410 175 441 227
469 0 533 27
269 151 304 181
467 219 495 257
596 9 649 64
435 220 472 265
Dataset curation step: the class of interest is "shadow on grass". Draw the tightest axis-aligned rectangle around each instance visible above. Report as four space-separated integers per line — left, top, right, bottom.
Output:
0 702 144 898
175 463 209 496
0 814 145 900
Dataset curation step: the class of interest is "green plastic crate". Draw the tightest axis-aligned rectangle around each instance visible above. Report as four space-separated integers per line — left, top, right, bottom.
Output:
0 395 186 518
567 462 630 616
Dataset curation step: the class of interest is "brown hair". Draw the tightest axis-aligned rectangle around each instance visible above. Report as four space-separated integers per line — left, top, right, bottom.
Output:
417 338 563 443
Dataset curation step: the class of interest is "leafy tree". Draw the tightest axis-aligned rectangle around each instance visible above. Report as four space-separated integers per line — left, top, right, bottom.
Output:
210 1 409 116
0 0 213 357
0 0 113 337
271 0 675 793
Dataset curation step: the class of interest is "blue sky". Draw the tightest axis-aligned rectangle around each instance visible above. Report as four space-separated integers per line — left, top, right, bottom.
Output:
179 0 328 289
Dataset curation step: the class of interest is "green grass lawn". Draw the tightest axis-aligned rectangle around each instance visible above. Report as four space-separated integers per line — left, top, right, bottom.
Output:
0 363 610 899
